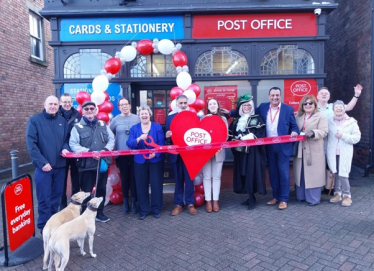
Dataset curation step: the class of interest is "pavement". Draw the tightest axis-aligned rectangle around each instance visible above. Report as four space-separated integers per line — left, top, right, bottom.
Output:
1 166 374 270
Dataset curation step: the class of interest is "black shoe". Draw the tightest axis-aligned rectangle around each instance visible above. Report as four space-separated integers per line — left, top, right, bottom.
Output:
138 214 147 220
154 213 161 218
95 213 110 223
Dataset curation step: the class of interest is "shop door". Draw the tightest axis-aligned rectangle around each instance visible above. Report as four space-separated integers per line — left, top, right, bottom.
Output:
133 85 175 183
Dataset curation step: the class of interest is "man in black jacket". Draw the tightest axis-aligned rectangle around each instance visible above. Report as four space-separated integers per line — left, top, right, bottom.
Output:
26 96 70 233
59 93 82 209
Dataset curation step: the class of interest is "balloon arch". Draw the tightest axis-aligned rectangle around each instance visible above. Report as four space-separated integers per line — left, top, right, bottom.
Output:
76 38 206 206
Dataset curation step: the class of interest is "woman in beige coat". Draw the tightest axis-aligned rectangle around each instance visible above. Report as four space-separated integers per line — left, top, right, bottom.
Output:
293 95 328 206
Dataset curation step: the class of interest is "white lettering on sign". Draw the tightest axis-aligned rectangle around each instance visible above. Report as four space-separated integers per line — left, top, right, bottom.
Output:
69 25 102 35
251 19 292 30
114 23 175 34
10 208 31 226
290 81 312 97
217 19 293 31
217 20 247 30
184 128 212 146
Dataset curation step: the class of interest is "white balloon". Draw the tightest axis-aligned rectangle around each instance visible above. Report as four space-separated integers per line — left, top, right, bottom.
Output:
153 48 159 54
131 41 137 47
193 173 203 185
176 66 183 74
184 89 196 104
170 99 179 112
176 43 182 50
107 173 119 186
105 184 113 206
109 113 114 120
91 91 106 105
182 65 189 72
100 69 107 75
106 73 113 80
115 51 121 58
197 110 204 118
158 39 175 55
176 71 192 89
153 38 159 44
92 75 109 92
120 45 137 61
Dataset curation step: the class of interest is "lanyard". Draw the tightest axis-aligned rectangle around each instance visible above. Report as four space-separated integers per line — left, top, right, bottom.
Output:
269 107 280 124
302 113 313 131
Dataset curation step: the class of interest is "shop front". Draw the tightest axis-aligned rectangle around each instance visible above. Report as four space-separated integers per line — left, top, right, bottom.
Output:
41 0 337 186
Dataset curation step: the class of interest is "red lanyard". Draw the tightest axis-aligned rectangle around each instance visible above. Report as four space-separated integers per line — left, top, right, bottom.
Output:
269 107 280 124
302 114 313 131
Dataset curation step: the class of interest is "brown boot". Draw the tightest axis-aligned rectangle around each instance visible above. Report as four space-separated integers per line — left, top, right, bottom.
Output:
206 201 212 213
213 200 220 212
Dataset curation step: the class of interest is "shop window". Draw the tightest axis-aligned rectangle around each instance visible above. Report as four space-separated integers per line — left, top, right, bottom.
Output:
64 49 112 79
260 45 315 75
29 11 45 61
130 54 176 77
194 47 248 77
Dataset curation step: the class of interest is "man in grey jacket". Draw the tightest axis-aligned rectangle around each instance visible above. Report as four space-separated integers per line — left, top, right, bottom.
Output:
70 101 115 222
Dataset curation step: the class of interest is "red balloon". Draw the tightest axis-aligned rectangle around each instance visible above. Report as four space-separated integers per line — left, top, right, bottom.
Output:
110 191 123 205
112 180 122 192
187 83 202 97
194 183 204 195
98 101 114 113
170 87 184 100
194 192 204 207
172 51 188 67
75 91 91 105
191 98 205 112
137 39 154 55
104 57 122 75
96 112 110 123
76 104 82 115
104 91 110 101
188 106 197 114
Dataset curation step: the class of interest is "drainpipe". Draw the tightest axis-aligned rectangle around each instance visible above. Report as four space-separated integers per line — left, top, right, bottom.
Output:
364 0 374 176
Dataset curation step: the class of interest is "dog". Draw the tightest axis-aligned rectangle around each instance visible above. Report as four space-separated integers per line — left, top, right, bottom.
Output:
42 191 90 270
48 197 103 271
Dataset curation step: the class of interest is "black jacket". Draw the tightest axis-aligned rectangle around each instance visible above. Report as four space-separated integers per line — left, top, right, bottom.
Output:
59 106 82 134
26 109 69 169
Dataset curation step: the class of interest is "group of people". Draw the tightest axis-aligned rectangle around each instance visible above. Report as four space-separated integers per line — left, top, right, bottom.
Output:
26 84 362 232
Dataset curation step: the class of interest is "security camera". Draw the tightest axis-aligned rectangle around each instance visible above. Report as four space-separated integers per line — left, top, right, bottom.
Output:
314 8 322 16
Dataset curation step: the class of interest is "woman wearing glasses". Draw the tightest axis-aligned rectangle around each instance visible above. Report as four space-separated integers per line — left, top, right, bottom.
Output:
201 98 228 212
293 95 328 206
228 94 267 210
126 105 165 220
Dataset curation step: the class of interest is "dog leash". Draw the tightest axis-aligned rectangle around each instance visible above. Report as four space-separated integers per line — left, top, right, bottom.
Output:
94 158 100 197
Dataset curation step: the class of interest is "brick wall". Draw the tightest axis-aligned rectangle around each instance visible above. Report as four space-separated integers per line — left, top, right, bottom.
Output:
0 0 54 170
325 0 372 169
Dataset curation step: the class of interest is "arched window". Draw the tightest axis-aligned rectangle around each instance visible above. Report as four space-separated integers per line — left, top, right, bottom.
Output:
64 49 112 79
194 47 248 77
260 45 315 75
130 54 176 77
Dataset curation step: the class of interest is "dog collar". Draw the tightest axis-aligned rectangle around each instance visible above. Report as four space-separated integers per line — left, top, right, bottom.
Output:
71 200 81 205
87 205 98 211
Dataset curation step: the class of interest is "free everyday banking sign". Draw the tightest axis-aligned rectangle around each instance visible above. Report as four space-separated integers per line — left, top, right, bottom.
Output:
60 16 184 42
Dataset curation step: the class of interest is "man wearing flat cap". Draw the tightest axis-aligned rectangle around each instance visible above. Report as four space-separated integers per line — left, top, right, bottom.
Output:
70 101 115 222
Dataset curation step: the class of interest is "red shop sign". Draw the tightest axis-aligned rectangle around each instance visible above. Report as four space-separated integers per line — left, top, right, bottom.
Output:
284 79 318 114
193 13 317 39
4 175 35 251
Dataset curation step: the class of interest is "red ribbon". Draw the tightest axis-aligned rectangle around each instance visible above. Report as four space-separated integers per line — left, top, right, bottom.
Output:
64 135 305 159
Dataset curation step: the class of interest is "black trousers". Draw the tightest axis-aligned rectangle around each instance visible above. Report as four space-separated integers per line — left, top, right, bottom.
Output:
116 155 137 200
79 170 108 214
60 158 80 208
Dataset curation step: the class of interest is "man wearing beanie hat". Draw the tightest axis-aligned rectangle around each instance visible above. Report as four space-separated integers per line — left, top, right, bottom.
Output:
69 100 115 222
256 87 299 210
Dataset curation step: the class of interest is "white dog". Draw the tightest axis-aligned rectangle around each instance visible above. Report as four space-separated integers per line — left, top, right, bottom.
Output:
48 197 103 271
42 191 90 270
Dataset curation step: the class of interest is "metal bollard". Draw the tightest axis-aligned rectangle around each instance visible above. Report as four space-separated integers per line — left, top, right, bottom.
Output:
10 150 19 179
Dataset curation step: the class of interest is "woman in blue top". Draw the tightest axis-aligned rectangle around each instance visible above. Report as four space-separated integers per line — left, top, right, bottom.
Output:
127 105 165 220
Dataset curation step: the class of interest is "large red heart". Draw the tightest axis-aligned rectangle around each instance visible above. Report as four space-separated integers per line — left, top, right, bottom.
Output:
170 111 228 180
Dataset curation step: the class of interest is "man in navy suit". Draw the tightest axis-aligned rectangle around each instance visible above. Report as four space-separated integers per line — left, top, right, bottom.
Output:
166 95 198 216
256 87 298 210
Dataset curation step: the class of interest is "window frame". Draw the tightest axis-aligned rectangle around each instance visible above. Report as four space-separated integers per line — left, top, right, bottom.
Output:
29 10 47 65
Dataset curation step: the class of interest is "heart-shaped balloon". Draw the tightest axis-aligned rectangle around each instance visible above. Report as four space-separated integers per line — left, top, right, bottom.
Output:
170 111 227 180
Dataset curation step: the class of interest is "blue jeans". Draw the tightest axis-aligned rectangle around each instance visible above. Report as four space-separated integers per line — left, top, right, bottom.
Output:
34 167 65 231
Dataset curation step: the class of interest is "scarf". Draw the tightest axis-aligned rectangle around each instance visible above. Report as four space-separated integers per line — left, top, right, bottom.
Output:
236 114 250 133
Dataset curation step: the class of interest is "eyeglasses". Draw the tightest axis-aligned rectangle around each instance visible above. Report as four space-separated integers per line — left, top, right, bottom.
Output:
83 107 96 111
302 102 314 106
